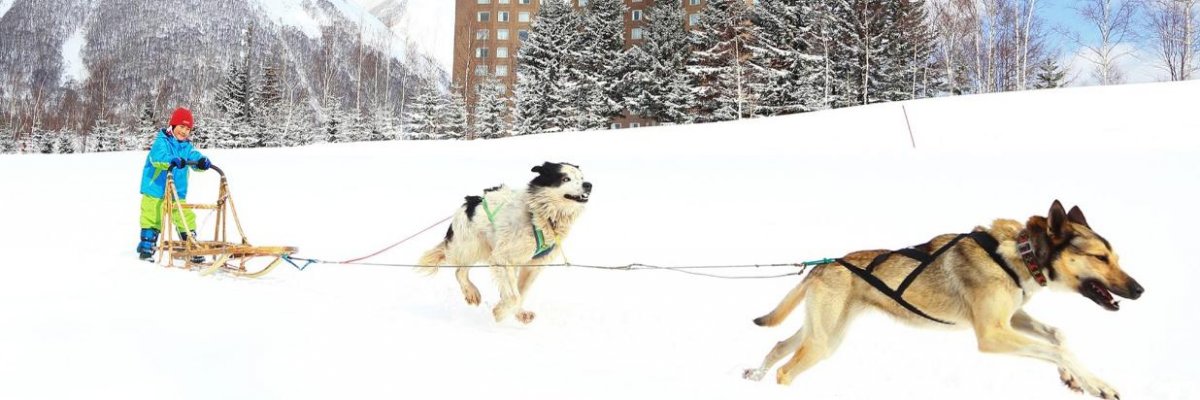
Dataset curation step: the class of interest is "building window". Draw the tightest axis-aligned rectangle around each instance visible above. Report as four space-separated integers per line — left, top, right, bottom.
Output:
476 29 489 40
632 10 642 21
631 28 644 40
496 65 509 76
690 0 701 5
578 0 588 6
476 47 489 58
518 30 529 41
477 12 490 22
610 123 622 129
520 0 531 4
498 11 510 22
630 123 641 128
497 29 510 40
497 47 509 58
689 14 700 26
477 0 490 3
475 65 488 76
499 0 510 3
519 12 531 22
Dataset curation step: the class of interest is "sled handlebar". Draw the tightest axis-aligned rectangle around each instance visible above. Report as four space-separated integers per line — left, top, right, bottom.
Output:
169 161 225 177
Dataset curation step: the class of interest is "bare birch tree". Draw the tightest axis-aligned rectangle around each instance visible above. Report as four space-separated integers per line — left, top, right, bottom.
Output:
1069 0 1139 85
1140 0 1200 80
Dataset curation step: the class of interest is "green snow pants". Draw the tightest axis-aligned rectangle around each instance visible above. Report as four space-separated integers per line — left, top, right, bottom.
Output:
139 194 197 233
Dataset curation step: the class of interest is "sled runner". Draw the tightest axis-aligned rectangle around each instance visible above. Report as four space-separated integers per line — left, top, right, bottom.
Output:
155 161 297 278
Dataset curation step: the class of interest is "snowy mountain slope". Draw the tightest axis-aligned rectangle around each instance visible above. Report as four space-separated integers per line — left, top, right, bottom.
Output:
0 0 439 131
0 0 13 19
258 0 404 57
1 82 1198 400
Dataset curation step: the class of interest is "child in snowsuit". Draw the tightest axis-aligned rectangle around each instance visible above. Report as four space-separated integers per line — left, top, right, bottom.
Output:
136 107 213 261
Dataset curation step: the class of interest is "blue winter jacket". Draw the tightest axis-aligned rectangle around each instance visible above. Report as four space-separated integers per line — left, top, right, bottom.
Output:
140 129 206 199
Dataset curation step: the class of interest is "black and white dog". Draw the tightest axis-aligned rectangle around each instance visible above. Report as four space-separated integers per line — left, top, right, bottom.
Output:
419 162 592 324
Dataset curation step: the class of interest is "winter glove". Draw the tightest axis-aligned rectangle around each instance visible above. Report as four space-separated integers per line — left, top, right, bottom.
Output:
169 157 187 170
196 157 211 171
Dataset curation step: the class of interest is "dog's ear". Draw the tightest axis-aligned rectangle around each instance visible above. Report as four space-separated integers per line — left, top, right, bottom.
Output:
531 162 555 174
1047 200 1069 238
1067 205 1090 228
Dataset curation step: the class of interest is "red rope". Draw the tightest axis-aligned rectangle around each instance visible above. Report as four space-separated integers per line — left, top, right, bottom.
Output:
339 215 454 264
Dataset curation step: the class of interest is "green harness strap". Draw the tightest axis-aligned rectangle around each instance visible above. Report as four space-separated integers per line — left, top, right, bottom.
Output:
481 197 502 224
533 226 556 259
481 197 555 258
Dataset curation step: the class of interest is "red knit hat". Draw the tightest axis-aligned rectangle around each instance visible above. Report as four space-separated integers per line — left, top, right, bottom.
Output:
169 107 194 129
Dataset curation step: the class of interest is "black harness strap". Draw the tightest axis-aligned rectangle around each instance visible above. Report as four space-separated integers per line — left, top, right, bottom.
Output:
968 231 1024 293
835 231 1025 326
896 234 970 294
835 259 955 325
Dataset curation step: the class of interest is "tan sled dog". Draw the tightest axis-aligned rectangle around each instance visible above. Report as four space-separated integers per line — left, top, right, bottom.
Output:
418 162 591 324
743 200 1143 399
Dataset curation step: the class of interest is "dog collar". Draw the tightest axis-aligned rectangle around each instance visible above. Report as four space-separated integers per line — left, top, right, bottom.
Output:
1016 230 1049 286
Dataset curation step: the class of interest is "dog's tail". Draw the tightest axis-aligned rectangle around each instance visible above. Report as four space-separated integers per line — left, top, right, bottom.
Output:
416 240 448 276
753 274 814 327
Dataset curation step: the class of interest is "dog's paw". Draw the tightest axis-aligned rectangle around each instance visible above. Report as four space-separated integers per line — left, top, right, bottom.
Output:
516 310 536 324
462 286 481 306
1059 367 1084 393
492 304 509 322
1083 376 1119 400
742 368 765 382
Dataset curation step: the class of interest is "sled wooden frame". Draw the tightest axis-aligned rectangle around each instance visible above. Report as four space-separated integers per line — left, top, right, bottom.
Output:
155 162 298 278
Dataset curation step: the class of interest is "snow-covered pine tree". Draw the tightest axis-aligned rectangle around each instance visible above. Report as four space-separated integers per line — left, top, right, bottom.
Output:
251 64 284 148
280 101 316 146
688 0 759 122
578 0 628 126
0 127 14 154
54 130 78 154
572 85 610 131
89 117 118 153
515 0 582 135
473 78 511 139
623 0 695 124
365 105 394 142
214 63 251 144
877 0 938 102
404 89 443 140
343 111 368 143
29 124 53 154
136 102 157 151
828 0 891 107
323 96 344 144
1034 58 1067 89
750 0 827 116
445 88 469 140
202 115 238 149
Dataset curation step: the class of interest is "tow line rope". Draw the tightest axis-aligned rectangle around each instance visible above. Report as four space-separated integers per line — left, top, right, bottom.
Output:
280 215 834 280
283 255 836 280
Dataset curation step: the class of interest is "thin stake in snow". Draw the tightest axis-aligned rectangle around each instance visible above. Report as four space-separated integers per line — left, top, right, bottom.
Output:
903 104 916 149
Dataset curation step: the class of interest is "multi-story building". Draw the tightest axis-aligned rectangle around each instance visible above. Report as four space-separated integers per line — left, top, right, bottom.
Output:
453 0 542 105
451 0 752 129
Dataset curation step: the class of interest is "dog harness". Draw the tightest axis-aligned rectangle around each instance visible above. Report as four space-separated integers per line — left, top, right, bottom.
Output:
480 197 557 259
834 231 1024 325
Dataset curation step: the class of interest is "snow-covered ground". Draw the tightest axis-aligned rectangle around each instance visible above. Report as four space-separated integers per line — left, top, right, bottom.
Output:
2 82 1198 399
